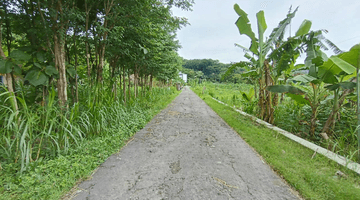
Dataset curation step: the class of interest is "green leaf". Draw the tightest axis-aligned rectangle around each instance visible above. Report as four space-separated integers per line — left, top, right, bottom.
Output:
37 52 45 62
330 57 356 74
295 19 312 36
0 59 11 74
325 82 356 91
325 84 339 91
291 74 317 83
304 46 318 78
34 62 42 69
318 68 338 84
45 65 58 76
240 88 255 102
321 56 356 75
286 93 310 105
235 43 252 53
234 4 259 55
312 56 324 66
248 87 255 98
67 68 76 78
10 50 31 61
256 11 267 36
339 82 356 89
241 69 258 77
266 85 305 95
337 44 360 67
25 69 48 86
13 65 22 75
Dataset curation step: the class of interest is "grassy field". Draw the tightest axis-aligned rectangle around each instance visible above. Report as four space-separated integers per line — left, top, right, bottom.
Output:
192 85 360 200
0 87 180 200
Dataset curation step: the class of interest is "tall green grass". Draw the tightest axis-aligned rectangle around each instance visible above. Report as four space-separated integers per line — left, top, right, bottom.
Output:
0 84 179 199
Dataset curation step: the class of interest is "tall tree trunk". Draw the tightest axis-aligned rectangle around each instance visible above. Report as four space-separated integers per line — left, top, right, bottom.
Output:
0 22 18 112
85 1 92 79
113 79 117 101
110 61 117 101
54 33 67 108
128 69 131 100
144 75 148 96
119 65 122 100
150 73 153 90
96 0 114 84
258 78 266 120
134 64 138 98
97 44 105 83
123 66 126 104
310 107 317 136
74 34 79 103
263 60 275 124
140 74 143 96
254 84 257 98
307 85 318 136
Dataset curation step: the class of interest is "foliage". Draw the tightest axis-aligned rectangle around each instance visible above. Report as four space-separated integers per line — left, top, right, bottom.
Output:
0 85 179 199
0 0 192 198
181 58 245 83
195 82 359 163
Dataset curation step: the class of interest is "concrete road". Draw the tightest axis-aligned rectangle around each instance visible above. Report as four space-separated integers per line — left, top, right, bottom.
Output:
73 87 299 200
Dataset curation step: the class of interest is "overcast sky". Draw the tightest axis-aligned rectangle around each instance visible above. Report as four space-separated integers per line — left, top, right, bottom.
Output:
171 0 360 64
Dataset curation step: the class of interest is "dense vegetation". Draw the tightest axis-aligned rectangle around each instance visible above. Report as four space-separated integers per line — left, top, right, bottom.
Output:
197 82 359 163
180 58 245 83
196 4 360 162
192 85 360 200
0 0 192 198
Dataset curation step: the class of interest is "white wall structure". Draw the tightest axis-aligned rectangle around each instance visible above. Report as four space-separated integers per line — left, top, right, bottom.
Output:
179 72 187 83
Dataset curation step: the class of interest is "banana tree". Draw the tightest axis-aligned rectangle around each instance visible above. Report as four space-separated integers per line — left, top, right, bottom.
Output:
318 44 360 160
319 54 357 134
267 43 355 137
267 74 328 136
232 4 299 123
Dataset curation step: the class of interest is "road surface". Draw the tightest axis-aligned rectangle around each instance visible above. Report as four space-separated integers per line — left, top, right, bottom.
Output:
72 87 299 200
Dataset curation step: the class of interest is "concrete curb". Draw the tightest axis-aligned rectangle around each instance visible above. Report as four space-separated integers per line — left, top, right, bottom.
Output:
211 97 360 175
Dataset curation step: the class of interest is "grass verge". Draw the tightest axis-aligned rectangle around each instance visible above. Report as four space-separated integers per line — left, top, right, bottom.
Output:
193 90 360 200
0 88 180 200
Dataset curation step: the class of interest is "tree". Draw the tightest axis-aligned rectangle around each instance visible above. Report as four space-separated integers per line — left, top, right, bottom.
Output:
232 4 298 123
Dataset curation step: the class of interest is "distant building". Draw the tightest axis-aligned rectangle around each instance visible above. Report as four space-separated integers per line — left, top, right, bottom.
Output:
179 72 187 83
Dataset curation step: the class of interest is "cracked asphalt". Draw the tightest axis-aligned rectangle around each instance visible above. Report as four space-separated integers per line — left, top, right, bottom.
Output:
72 87 299 200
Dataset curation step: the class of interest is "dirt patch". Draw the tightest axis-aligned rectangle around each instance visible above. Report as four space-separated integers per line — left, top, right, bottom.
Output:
169 160 181 174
